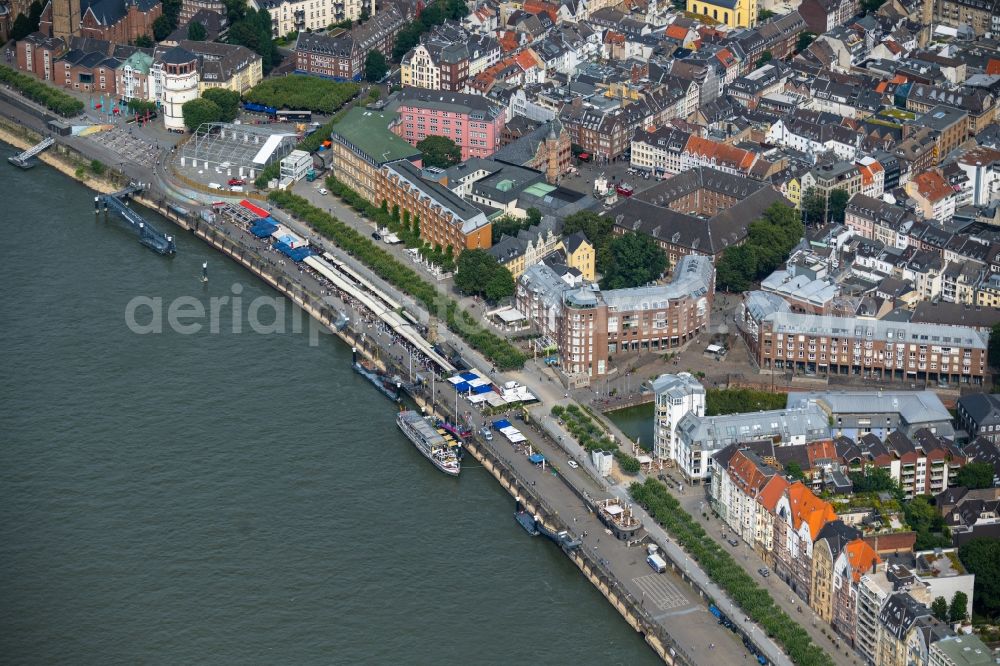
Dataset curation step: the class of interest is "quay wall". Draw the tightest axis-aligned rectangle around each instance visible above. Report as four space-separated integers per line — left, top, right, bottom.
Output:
2 118 690 665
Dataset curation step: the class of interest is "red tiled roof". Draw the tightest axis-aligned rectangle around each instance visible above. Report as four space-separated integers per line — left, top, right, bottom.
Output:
499 31 519 52
987 59 1000 76
523 0 559 22
844 539 881 582
604 30 626 44
665 24 689 41
786 482 837 541
757 475 790 512
912 170 953 203
514 49 541 70
684 135 756 171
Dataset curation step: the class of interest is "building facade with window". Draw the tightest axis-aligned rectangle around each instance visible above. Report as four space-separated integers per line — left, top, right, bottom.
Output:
388 87 507 161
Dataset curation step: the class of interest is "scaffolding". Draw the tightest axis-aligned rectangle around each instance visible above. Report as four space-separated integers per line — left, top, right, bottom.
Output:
177 122 297 179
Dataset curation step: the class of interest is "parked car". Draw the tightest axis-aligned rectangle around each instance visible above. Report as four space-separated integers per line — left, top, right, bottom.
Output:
317 188 328 195
758 567 770 577
567 460 578 469
228 178 245 186
728 538 739 547
479 427 493 441
371 232 382 241
229 185 244 192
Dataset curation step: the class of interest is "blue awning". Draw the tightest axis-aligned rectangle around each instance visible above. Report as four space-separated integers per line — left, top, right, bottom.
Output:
454 382 471 393
472 384 492 395
493 419 512 429
460 371 479 381
250 222 278 237
528 454 545 464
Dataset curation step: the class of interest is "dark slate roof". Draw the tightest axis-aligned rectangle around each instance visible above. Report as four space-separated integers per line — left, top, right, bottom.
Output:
493 119 563 166
563 230 589 254
957 394 1000 427
82 0 157 27
878 592 931 641
160 45 197 65
608 167 788 256
815 520 861 559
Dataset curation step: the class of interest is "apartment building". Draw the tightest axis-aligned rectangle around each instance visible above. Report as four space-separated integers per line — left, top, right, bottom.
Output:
738 301 991 385
652 372 705 464
388 87 506 161
773 481 838 603
956 393 1000 445
293 7 404 81
677 403 829 482
835 430 967 499
254 0 370 38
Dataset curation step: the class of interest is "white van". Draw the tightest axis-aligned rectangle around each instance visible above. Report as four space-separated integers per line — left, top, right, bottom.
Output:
208 183 223 190
229 185 244 192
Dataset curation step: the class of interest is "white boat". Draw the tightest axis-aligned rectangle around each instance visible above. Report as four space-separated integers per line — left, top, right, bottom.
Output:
396 410 461 476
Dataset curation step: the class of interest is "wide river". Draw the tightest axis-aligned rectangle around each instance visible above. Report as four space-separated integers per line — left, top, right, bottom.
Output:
0 145 660 665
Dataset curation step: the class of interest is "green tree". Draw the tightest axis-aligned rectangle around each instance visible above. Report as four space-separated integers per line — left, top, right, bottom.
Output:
785 461 805 481
454 249 513 303
28 0 42 26
758 8 776 19
359 3 370 21
601 232 668 289
89 159 106 176
904 495 950 550
849 466 899 493
562 210 612 248
797 31 816 51
716 244 757 292
484 267 515 303
526 207 542 226
989 322 1000 369
828 188 849 223
153 13 173 40
364 49 388 82
134 34 154 47
931 596 949 621
949 591 968 623
959 537 1000 618
10 13 33 41
182 97 223 130
802 187 827 225
756 50 773 68
954 462 995 489
244 75 358 114
228 8 281 72
417 135 461 168
187 19 207 40
860 0 884 12
202 88 240 122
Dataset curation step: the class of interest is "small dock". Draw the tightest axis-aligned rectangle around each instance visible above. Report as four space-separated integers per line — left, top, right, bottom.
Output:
96 184 176 255
8 137 55 168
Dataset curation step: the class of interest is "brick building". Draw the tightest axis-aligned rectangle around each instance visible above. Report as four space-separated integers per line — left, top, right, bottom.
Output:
518 255 714 384
40 0 161 44
15 32 65 81
293 6 404 81
737 299 991 385
609 167 790 264
387 87 507 161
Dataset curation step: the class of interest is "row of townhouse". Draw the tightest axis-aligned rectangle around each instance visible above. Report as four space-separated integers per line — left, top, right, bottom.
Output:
736 290 990 385
708 442 994 665
844 192 1000 304
630 125 773 178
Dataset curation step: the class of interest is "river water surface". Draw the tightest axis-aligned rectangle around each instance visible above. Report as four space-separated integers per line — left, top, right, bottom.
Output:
0 145 659 665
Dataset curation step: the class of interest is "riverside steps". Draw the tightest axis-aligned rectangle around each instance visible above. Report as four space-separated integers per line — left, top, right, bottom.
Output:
142 201 773 666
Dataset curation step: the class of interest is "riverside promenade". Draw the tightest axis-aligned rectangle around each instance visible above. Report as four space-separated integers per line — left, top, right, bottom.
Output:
0 93 808 666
